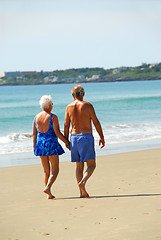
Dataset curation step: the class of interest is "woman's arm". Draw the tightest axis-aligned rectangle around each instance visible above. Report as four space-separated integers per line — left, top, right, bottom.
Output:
64 107 70 140
32 118 37 153
52 115 70 150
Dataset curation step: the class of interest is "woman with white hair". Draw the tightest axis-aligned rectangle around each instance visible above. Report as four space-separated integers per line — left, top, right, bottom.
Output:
33 95 70 199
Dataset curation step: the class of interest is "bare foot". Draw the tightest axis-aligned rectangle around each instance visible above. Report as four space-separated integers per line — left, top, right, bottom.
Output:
78 182 89 198
80 195 86 198
79 188 84 198
43 188 55 199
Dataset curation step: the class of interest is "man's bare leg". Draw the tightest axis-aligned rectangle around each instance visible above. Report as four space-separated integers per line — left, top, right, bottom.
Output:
78 159 96 198
41 155 59 199
76 162 85 197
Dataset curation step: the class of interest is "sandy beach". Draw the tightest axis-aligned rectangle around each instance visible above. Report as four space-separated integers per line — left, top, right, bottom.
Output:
0 149 161 240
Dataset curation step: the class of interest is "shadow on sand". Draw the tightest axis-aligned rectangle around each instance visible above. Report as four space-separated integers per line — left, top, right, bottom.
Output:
55 193 161 200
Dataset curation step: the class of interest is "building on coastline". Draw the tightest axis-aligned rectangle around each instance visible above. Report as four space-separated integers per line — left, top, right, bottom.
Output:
44 76 59 83
86 75 100 81
21 71 37 75
112 67 129 74
149 63 159 69
1 71 37 78
1 72 22 78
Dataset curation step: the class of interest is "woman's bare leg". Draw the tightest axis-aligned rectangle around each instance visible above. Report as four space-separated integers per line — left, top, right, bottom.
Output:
43 155 59 199
40 156 50 186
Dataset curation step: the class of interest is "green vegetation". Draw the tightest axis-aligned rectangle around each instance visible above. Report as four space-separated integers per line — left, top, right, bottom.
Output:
0 63 161 86
52 68 107 78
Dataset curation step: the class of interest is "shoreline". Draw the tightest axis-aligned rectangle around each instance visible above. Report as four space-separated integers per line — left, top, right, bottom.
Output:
0 148 161 240
0 137 161 168
0 78 161 87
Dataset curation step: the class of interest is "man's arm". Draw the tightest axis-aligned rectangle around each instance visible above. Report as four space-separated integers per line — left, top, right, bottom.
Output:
64 107 70 140
89 104 105 148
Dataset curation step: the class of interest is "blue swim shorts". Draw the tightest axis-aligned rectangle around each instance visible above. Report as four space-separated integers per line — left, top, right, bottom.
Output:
70 134 96 162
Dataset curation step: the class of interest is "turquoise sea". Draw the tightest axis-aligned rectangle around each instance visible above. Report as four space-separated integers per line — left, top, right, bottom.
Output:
0 80 161 167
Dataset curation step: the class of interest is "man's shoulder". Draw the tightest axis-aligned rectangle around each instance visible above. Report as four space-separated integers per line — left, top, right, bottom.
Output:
66 101 75 108
82 101 93 108
66 101 93 109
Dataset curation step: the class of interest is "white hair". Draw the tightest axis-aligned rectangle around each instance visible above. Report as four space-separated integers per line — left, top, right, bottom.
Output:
39 95 53 110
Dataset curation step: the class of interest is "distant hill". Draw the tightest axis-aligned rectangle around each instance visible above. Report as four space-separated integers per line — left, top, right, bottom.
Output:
0 62 161 86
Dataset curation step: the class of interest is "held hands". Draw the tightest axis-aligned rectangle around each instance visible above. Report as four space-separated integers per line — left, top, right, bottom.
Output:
66 141 71 151
99 138 105 149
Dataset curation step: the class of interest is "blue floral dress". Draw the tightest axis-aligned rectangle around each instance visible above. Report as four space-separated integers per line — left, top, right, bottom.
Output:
34 114 65 156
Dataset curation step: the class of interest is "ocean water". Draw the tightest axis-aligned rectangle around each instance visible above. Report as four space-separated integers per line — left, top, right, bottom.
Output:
0 80 161 166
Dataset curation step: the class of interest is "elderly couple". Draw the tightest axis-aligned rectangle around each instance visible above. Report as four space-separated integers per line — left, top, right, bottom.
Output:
33 85 105 199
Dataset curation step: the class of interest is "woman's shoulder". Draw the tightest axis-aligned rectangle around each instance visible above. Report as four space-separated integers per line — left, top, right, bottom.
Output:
35 111 44 119
51 114 59 124
51 113 58 119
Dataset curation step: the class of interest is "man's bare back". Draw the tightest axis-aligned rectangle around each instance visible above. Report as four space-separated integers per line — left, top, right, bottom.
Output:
64 85 105 147
66 99 94 134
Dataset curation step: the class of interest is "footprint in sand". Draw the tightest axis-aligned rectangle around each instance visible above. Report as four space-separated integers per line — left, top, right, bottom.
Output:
110 217 117 220
41 233 50 236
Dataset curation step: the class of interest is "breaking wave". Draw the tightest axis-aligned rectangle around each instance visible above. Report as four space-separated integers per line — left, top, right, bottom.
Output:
0 123 161 154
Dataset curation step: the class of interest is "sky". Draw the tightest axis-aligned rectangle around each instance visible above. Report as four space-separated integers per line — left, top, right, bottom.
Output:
0 0 161 73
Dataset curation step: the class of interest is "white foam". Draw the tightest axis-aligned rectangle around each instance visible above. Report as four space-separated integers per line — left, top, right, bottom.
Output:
0 133 32 144
93 123 161 145
0 123 161 154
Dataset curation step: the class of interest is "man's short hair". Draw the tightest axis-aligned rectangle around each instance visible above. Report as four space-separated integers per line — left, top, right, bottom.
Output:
71 85 85 97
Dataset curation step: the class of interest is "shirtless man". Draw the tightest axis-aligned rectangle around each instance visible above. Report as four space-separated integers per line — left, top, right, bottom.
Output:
64 85 105 198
